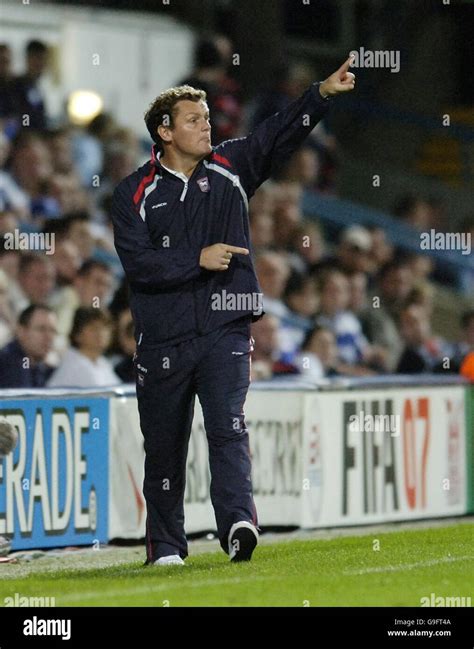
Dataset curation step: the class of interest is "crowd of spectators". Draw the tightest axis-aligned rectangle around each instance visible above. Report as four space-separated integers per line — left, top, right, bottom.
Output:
0 37 472 389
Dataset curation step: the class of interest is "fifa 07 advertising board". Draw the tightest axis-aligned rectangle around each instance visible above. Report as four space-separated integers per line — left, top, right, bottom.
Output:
301 386 467 527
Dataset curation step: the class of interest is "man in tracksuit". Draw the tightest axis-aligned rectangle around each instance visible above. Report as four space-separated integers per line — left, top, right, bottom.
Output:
112 56 355 565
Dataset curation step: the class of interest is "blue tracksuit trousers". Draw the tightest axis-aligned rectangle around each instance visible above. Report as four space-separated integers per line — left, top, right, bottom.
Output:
135 315 258 562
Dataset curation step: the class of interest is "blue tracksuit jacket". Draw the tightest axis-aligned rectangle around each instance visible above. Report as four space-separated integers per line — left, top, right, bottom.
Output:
112 82 330 348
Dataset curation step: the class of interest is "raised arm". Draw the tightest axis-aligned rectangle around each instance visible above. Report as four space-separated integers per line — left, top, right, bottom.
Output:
216 56 356 197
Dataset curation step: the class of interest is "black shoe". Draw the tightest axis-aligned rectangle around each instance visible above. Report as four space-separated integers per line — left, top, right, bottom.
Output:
228 521 258 562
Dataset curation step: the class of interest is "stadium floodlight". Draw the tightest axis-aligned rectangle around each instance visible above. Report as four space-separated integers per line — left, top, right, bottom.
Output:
67 90 104 125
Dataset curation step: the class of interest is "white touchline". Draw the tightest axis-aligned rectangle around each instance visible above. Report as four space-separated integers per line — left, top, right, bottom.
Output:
60 575 279 603
343 555 474 576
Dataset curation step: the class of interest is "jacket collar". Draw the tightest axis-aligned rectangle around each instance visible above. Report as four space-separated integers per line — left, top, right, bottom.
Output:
150 143 212 179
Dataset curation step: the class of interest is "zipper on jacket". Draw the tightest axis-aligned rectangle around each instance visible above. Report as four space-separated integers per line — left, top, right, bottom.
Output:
180 181 188 202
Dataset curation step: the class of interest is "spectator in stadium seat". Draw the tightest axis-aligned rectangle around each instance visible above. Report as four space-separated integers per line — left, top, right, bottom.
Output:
48 307 119 388
396 303 451 374
74 260 113 308
61 212 95 261
6 133 53 222
0 131 30 221
336 225 373 275
249 211 275 250
348 270 390 371
248 182 277 220
44 172 90 216
458 216 474 296
108 275 131 319
0 43 14 120
367 226 394 276
250 61 314 130
9 40 50 131
51 240 81 289
0 304 57 388
0 269 14 348
315 268 377 375
0 209 18 236
460 310 474 354
113 309 136 383
284 272 319 320
451 310 474 371
178 38 242 145
250 314 299 381
405 252 434 284
255 251 291 320
294 325 339 380
281 272 319 360
361 260 414 372
54 260 113 339
312 225 372 276
288 220 326 274
11 253 56 316
278 145 321 190
272 183 303 250
392 193 436 231
92 130 141 216
348 271 368 316
70 112 116 187
405 282 435 317
460 352 474 381
0 240 20 284
44 127 76 175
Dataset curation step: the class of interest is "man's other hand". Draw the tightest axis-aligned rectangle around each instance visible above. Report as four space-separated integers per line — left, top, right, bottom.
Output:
200 243 249 271
319 56 356 98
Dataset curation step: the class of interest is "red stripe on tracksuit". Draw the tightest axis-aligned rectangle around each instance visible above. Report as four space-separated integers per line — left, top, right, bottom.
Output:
211 152 232 169
133 167 156 208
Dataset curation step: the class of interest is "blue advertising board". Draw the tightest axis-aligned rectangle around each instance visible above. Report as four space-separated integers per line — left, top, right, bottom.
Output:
0 396 109 550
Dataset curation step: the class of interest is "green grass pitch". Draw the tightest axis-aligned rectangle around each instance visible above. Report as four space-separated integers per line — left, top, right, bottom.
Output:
1 523 472 607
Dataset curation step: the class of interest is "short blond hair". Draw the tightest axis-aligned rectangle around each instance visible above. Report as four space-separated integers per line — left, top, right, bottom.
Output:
144 85 207 149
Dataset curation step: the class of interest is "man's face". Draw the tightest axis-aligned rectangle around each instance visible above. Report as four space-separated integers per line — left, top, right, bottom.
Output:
27 51 48 79
76 268 113 307
309 329 338 368
76 320 111 355
19 260 56 303
68 221 93 260
53 241 81 282
0 47 12 78
321 273 350 315
251 316 279 358
400 305 430 346
381 267 412 304
17 310 57 362
349 272 368 313
161 100 212 158
256 256 290 299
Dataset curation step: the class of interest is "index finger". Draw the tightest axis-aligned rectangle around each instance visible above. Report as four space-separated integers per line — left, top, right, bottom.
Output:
226 245 249 255
339 54 356 73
